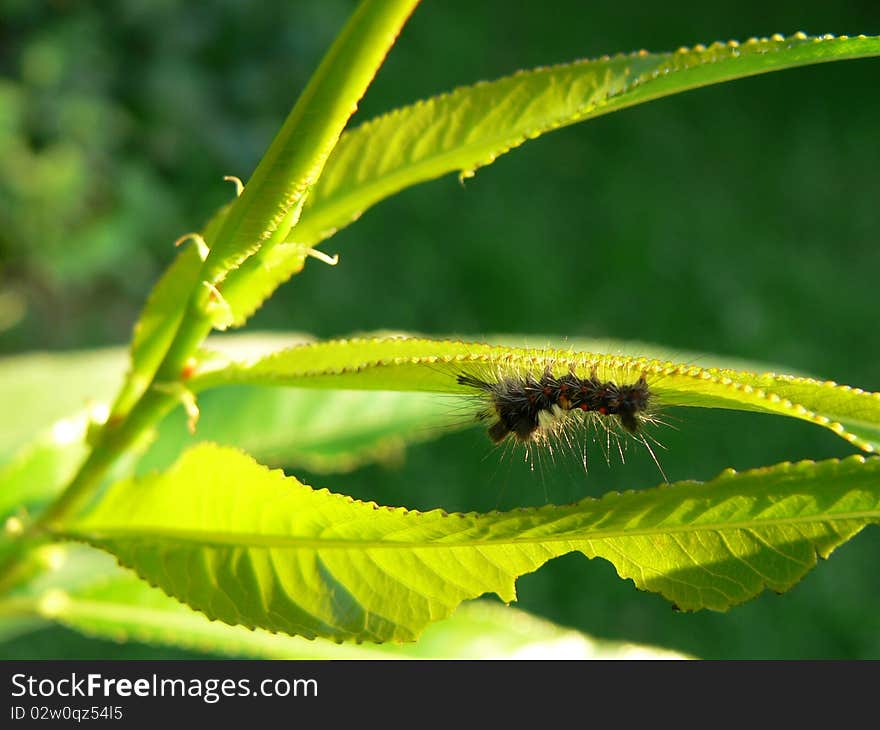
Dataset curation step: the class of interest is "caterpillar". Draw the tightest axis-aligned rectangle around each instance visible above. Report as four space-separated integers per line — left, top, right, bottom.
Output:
456 365 667 479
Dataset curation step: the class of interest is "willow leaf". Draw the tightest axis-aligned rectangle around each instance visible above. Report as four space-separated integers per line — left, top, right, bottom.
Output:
296 32 880 245
190 337 880 453
60 444 880 642
219 33 880 325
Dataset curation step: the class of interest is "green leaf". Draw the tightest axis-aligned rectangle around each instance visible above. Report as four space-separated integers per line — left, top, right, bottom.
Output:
218 33 880 324
191 336 880 453
295 32 880 246
3 547 686 658
61 444 880 642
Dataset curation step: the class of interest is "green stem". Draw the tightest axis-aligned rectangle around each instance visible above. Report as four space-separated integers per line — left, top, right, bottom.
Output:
203 0 422 281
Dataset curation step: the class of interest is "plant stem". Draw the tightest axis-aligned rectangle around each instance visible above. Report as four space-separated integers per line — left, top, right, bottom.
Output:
201 0 422 282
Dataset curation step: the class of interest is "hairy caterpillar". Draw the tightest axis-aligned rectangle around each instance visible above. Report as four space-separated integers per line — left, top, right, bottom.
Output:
455 364 667 479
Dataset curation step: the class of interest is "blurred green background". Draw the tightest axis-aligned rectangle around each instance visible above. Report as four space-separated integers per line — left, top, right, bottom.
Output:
1 0 879 659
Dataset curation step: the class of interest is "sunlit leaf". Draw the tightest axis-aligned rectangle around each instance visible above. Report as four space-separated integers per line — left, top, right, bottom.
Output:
61 444 880 642
221 33 880 324
191 336 880 453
